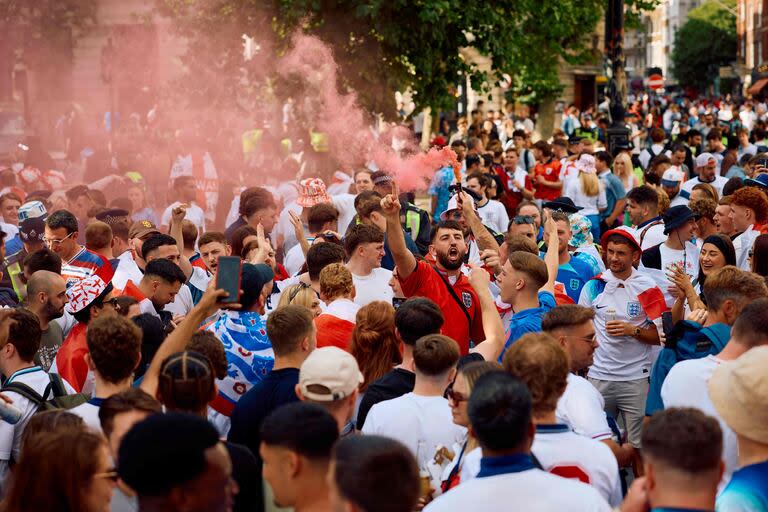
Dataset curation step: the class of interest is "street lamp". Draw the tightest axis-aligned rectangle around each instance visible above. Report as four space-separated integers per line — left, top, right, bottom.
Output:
604 0 631 153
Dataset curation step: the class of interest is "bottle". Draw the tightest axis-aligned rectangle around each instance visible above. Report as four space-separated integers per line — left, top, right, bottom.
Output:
0 400 22 425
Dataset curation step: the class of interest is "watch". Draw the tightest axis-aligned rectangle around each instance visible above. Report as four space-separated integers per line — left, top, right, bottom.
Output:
633 327 641 337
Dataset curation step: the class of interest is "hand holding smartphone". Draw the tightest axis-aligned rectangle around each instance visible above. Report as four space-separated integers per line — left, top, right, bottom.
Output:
215 256 243 304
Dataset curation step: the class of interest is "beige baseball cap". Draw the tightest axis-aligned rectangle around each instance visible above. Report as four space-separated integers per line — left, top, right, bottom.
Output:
299 347 364 402
709 345 768 444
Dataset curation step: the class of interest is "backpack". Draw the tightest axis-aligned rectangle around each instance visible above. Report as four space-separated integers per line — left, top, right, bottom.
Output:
1 373 89 413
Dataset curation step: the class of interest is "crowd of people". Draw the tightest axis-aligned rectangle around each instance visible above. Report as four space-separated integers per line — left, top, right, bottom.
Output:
0 93 764 512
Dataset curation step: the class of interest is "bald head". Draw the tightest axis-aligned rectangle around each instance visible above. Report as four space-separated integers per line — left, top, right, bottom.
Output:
26 270 65 297
26 270 68 322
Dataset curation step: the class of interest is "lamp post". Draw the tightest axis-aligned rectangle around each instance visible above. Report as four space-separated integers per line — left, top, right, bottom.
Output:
604 0 630 153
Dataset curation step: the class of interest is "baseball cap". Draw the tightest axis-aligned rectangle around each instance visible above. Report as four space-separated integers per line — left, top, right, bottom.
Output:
745 173 768 190
129 220 161 240
299 347 364 401
661 167 685 187
709 345 768 444
440 191 479 220
65 272 113 314
600 226 641 253
695 152 717 168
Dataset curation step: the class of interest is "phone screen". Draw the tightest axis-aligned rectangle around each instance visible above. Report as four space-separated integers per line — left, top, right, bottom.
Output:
215 256 242 303
661 311 675 338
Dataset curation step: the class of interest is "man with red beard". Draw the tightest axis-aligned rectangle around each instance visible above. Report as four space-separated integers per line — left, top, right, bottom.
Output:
381 187 484 355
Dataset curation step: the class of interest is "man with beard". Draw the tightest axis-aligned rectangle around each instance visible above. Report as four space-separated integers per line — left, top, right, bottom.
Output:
381 186 485 355
25 270 68 371
120 259 186 329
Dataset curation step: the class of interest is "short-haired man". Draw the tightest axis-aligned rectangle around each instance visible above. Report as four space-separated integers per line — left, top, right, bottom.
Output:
548 211 599 303
543 305 636 467
25 270 67 371
22 248 61 281
85 221 114 262
466 172 509 233
356 298 444 428
207 263 275 419
120 258 186 325
663 298 768 488
507 214 537 241
362 334 465 458
111 220 160 291
372 171 431 255
621 408 724 512
626 186 666 250
660 167 688 207
160 175 206 233
683 152 729 197
344 223 392 307
356 191 420 270
330 435 420 512
354 169 374 194
229 305 315 453
503 333 622 506
715 196 738 238
94 208 132 267
709 345 768 510
197 231 231 274
225 187 277 243
296 346 364 434
117 412 238 512
729 186 768 269
690 197 719 241
382 188 486 355
646 267 767 418
496 223 559 357
579 228 666 451
0 193 21 227
315 263 359 350
70 315 142 431
0 309 70 482
532 141 563 202
283 202 339 276
45 209 110 288
424 372 611 511
260 402 339 512
640 127 667 170
99 388 163 511
497 145 535 217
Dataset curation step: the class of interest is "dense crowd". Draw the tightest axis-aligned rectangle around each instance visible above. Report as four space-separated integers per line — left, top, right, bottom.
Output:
0 94 764 512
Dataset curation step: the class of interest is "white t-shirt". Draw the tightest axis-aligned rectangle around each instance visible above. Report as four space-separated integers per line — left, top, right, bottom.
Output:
579 275 654 381
160 201 206 233
283 242 308 277
733 225 759 271
70 402 103 433
563 180 607 217
659 243 698 280
661 355 738 490
639 144 666 170
362 393 466 464
424 467 611 512
476 200 510 234
112 251 143 291
533 425 622 507
681 176 729 198
0 367 75 483
556 374 612 441
351 267 394 307
637 221 667 251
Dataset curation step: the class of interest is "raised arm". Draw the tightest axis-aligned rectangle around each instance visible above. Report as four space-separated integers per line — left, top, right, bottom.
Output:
541 211 559 295
381 183 417 280
140 284 233 397
467 266 505 362
169 204 194 280
459 191 501 254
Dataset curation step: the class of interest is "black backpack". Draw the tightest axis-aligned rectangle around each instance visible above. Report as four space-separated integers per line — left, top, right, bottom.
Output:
1 373 89 412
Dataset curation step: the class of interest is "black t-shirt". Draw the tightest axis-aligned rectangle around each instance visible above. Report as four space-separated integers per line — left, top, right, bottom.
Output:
225 441 261 512
228 368 300 454
356 353 485 429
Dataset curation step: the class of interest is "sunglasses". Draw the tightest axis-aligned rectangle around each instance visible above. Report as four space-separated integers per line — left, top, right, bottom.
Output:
103 298 122 312
446 387 468 404
512 215 535 225
287 282 315 303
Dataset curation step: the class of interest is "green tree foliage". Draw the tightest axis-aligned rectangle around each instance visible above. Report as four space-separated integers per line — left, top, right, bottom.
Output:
158 0 630 118
670 0 736 92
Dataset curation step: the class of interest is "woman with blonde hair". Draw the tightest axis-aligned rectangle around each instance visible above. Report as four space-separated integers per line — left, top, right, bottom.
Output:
349 301 402 396
563 154 606 240
278 282 322 317
613 152 641 192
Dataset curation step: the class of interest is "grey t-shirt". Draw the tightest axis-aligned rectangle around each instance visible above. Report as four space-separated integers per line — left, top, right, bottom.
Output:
35 322 64 372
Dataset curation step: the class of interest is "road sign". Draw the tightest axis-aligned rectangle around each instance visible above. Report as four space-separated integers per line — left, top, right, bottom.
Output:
648 74 664 90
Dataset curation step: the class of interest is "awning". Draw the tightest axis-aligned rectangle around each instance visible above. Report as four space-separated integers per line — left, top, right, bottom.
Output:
748 77 768 95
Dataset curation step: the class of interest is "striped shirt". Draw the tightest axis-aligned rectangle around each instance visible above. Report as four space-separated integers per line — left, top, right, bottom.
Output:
61 248 109 289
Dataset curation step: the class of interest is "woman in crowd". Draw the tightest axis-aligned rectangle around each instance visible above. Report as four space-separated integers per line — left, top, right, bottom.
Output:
613 152 640 193
440 360 501 492
669 234 736 321
349 301 402 400
2 430 115 512
278 282 323 317
691 182 719 203
127 183 157 225
563 154 606 241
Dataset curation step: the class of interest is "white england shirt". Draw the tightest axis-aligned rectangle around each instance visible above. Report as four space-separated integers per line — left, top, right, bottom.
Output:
556 373 613 441
351 267 394 307
476 200 509 234
532 425 622 507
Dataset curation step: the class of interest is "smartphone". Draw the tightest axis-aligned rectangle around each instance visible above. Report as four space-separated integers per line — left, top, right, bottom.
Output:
215 256 242 304
661 311 675 339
